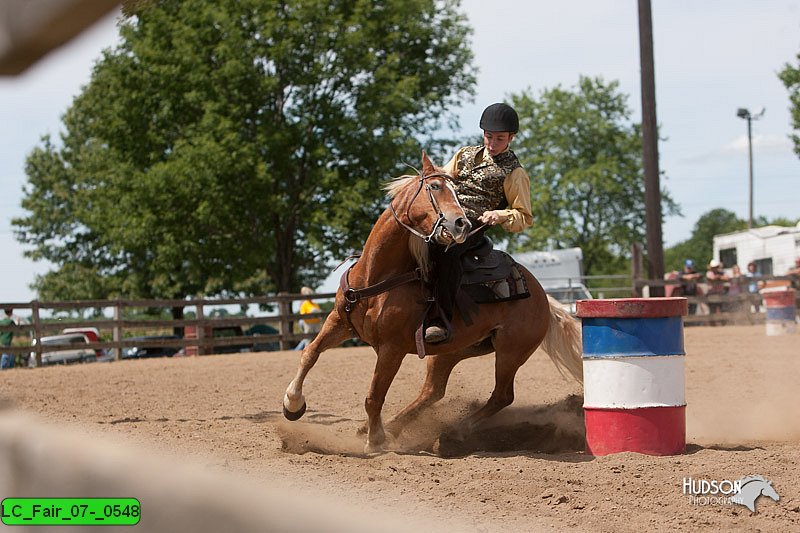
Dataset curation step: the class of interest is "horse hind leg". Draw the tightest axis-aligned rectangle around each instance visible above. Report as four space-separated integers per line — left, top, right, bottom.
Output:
282 309 353 421
458 330 540 435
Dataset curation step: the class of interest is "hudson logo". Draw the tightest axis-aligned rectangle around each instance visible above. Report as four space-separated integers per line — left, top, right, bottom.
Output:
683 476 780 512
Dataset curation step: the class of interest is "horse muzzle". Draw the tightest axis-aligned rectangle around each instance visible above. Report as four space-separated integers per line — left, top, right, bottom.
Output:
436 216 471 245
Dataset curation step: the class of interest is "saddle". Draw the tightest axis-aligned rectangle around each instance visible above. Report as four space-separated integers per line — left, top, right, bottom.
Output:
458 236 530 307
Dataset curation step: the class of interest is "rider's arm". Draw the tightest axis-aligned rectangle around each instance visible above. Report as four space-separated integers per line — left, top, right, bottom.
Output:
497 166 532 232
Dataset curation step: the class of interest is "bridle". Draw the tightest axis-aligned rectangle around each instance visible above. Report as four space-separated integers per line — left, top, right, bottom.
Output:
339 169 480 357
388 171 460 243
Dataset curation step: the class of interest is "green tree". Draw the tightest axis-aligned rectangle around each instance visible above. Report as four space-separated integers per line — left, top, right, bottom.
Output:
664 209 746 272
779 55 800 156
505 76 678 275
13 0 475 300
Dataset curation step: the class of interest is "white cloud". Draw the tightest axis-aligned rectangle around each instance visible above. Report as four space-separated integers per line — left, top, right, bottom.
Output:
722 134 793 154
677 134 794 165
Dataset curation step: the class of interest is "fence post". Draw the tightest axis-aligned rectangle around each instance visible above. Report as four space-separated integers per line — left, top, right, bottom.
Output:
278 292 292 351
31 300 42 367
631 243 644 296
196 303 205 356
113 300 122 361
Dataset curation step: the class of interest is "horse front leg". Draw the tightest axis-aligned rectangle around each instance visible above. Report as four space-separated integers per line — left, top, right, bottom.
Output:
385 353 461 437
283 309 353 420
363 349 406 453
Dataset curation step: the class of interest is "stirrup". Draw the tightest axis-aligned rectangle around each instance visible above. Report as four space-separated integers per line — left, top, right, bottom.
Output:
424 324 448 344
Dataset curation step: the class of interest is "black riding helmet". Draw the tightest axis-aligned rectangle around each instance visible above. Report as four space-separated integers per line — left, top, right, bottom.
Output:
479 103 519 133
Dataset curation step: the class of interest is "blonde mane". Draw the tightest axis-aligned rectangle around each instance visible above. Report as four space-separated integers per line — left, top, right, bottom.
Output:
383 175 432 280
408 235 432 282
383 175 416 199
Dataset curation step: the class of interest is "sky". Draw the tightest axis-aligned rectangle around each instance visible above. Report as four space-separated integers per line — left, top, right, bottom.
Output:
2 1 800 303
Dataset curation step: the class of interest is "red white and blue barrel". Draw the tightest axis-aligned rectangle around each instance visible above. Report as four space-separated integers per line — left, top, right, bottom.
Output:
576 298 687 456
760 287 797 336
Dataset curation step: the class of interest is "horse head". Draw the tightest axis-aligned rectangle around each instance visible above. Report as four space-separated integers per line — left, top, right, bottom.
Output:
732 476 780 513
760 480 780 502
385 151 471 246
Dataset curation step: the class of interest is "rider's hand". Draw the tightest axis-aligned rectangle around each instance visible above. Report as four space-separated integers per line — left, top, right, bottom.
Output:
478 210 508 226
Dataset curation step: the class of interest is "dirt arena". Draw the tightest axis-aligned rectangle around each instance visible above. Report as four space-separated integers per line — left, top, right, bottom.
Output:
2 324 799 532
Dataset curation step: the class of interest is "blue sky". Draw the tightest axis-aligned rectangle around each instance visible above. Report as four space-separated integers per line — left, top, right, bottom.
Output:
2 1 799 302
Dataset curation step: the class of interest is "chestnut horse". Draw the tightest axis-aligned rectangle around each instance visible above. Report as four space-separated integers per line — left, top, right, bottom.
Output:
283 152 583 452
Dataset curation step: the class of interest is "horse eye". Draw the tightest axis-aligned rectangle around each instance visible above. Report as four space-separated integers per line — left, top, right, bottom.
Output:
429 183 441 191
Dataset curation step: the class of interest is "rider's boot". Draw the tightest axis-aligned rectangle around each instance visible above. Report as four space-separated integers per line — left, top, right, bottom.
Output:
424 321 449 344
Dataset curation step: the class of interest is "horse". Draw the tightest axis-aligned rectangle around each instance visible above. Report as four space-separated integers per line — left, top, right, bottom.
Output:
282 151 583 453
730 476 780 513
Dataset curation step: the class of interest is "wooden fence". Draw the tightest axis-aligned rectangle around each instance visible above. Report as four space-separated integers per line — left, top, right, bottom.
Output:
2 277 797 366
0 291 336 366
635 276 799 326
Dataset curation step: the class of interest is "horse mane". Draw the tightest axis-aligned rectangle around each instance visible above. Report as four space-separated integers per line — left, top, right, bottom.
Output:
383 175 432 281
383 175 416 199
408 236 432 282
739 475 768 486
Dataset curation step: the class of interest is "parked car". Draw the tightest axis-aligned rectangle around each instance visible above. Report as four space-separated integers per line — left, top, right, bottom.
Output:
175 326 254 356
29 333 97 366
61 327 103 358
245 324 280 352
207 326 253 354
122 335 181 359
545 284 593 314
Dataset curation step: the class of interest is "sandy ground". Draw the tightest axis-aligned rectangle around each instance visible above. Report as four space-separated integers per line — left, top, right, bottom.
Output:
1 324 799 532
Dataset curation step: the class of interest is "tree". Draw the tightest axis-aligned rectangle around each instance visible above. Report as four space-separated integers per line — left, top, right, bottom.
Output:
664 209 746 272
504 76 678 275
779 55 800 157
13 0 475 300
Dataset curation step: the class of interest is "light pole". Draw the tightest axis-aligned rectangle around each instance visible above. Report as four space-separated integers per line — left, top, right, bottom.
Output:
736 107 765 229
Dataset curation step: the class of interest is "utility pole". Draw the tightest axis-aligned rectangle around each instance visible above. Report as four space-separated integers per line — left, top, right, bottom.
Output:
638 0 665 296
737 107 765 229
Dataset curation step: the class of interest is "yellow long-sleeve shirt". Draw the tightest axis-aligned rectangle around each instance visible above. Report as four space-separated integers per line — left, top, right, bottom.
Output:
442 147 533 232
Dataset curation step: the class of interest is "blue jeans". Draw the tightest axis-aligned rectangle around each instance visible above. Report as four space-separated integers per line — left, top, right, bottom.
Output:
0 353 14 369
294 338 309 351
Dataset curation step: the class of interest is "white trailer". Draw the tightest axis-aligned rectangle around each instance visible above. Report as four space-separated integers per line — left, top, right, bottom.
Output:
513 247 592 311
712 223 800 276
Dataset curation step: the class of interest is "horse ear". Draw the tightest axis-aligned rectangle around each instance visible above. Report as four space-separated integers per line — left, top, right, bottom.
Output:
421 150 436 176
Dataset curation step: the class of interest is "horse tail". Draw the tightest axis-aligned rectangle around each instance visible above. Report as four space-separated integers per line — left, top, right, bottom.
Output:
540 295 583 384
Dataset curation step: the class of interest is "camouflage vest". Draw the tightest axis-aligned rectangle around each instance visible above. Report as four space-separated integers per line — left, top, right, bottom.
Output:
453 146 521 219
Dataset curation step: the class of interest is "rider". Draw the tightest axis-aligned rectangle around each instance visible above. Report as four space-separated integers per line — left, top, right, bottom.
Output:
425 103 533 343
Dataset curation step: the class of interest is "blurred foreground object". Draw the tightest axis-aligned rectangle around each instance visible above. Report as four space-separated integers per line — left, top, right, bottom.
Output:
0 0 117 75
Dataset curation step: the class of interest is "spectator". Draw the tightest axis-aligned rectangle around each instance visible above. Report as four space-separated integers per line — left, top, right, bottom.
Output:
677 259 702 314
725 264 745 314
294 287 322 351
745 262 763 312
705 259 729 324
787 257 800 289
727 264 744 295
1 308 15 369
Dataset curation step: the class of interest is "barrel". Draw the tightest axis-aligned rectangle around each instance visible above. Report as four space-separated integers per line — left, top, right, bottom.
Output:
576 298 688 456
760 286 797 336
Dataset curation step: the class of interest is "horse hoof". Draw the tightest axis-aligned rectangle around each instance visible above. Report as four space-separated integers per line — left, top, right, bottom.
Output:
364 441 384 455
283 402 307 421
